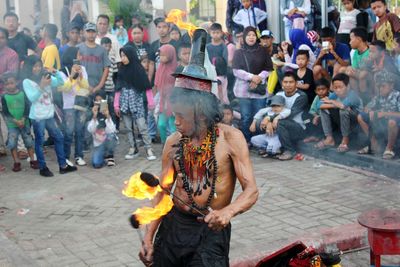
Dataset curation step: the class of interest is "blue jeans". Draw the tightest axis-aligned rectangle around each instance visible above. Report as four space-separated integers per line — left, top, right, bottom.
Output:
6 125 34 150
147 109 157 139
92 134 117 168
32 117 67 170
63 109 86 159
238 98 266 143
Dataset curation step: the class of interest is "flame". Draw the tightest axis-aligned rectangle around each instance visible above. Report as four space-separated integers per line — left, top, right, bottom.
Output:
133 194 174 225
165 9 198 36
122 172 162 200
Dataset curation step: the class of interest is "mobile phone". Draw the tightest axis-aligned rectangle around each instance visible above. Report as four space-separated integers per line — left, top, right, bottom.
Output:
73 59 80 65
322 41 330 51
100 100 108 113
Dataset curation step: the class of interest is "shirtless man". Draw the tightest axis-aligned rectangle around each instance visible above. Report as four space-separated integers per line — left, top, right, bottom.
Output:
139 29 259 267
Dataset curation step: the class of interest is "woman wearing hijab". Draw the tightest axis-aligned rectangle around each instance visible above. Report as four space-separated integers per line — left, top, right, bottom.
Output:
280 0 311 41
232 26 273 144
154 44 178 144
114 46 156 161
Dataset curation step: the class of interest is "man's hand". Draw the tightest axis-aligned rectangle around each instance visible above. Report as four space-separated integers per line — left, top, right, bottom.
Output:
139 240 154 267
204 208 233 231
266 122 274 136
92 105 99 119
272 117 280 129
260 116 270 130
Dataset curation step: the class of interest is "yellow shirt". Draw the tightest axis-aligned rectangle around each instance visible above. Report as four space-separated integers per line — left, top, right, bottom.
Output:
41 44 61 69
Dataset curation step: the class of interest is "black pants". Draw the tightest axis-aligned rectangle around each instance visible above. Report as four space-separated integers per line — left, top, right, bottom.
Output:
277 119 305 153
153 207 231 267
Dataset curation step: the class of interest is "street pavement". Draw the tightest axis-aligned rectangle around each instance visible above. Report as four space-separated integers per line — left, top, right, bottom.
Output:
0 132 399 267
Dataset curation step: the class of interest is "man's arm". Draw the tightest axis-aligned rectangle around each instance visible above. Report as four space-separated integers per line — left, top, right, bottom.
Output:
290 93 308 117
204 129 258 230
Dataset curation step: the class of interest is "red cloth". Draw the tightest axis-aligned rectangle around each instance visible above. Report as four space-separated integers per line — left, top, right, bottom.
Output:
0 46 19 94
128 27 149 43
154 44 178 116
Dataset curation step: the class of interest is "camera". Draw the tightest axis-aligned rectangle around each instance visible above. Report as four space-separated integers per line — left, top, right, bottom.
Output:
41 70 53 79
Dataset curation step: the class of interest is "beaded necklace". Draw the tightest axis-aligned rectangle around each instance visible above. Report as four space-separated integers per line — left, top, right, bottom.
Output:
176 125 219 212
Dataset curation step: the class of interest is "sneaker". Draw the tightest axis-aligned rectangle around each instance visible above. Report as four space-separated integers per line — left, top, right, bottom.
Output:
59 165 78 174
107 158 115 166
125 147 139 160
146 148 157 161
66 159 74 166
12 162 21 172
30 160 39 170
75 157 87 166
40 167 54 177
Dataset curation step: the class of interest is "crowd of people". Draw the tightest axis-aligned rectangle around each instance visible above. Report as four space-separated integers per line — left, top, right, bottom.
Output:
0 0 399 177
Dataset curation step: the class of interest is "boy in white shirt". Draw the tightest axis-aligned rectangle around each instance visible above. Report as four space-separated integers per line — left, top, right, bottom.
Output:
233 0 267 30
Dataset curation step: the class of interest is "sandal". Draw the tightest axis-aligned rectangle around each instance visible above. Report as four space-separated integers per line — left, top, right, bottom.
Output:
303 136 320 143
314 140 335 150
382 150 395 160
337 143 349 153
358 146 371 154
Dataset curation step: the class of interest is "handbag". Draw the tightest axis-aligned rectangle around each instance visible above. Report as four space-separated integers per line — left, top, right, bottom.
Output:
242 52 266 95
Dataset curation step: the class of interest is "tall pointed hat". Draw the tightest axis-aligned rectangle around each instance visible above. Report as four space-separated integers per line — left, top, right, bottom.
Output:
173 29 214 93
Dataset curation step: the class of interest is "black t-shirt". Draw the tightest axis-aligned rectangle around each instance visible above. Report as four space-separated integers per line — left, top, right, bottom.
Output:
125 42 153 61
8 32 37 62
150 39 179 69
295 68 315 107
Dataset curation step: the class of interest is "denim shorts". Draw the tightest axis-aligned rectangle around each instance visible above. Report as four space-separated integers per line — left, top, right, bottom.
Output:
6 125 34 150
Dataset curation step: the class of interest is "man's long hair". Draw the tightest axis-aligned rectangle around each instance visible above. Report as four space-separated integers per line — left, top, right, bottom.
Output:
170 87 222 129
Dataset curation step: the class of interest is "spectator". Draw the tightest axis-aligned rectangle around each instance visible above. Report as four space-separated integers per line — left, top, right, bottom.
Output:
221 104 238 128
0 27 19 94
1 72 38 172
207 23 228 64
233 0 267 30
78 22 111 94
371 0 400 51
95 14 121 63
259 30 278 56
100 37 119 129
169 24 181 42
303 78 331 143
280 0 311 41
336 0 360 44
154 44 178 144
114 46 156 161
357 71 400 159
274 72 308 160
250 95 291 157
234 25 245 49
226 0 243 34
357 0 375 41
59 23 81 57
341 27 370 94
127 13 149 43
22 55 77 177
41 24 61 70
232 26 273 143
289 29 316 69
70 0 88 31
111 15 128 46
176 42 191 73
294 49 315 107
59 47 89 167
87 92 117 168
3 12 39 62
313 27 350 80
316 73 362 153
125 24 154 82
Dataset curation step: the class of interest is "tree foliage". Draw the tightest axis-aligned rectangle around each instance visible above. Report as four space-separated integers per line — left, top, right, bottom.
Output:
100 0 150 26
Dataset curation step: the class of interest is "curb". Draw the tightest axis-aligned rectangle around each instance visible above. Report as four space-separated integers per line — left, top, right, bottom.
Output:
230 223 368 267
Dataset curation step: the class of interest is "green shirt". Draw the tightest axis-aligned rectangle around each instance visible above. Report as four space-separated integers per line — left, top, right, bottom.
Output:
2 91 29 128
351 48 370 69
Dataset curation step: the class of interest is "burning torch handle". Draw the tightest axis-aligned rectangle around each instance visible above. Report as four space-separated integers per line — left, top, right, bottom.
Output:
161 187 207 217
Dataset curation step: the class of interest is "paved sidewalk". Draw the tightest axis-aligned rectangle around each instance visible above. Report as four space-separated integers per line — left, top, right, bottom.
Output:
0 137 399 266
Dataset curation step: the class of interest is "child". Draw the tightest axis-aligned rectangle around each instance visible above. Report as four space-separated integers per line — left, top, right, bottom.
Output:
169 24 181 42
371 0 400 51
336 0 360 44
140 55 158 143
154 44 178 144
114 46 156 161
221 104 238 128
111 15 128 46
1 72 38 172
100 37 119 129
175 42 191 74
206 23 228 66
87 92 117 168
41 23 61 70
295 49 315 108
316 73 362 153
250 95 291 157
357 71 400 159
233 0 267 29
304 78 331 143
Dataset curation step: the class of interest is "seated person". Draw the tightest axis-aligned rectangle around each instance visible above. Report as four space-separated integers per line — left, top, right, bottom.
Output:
316 73 362 153
221 104 239 128
87 92 118 168
304 78 331 143
250 95 291 157
313 27 350 81
357 71 400 159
